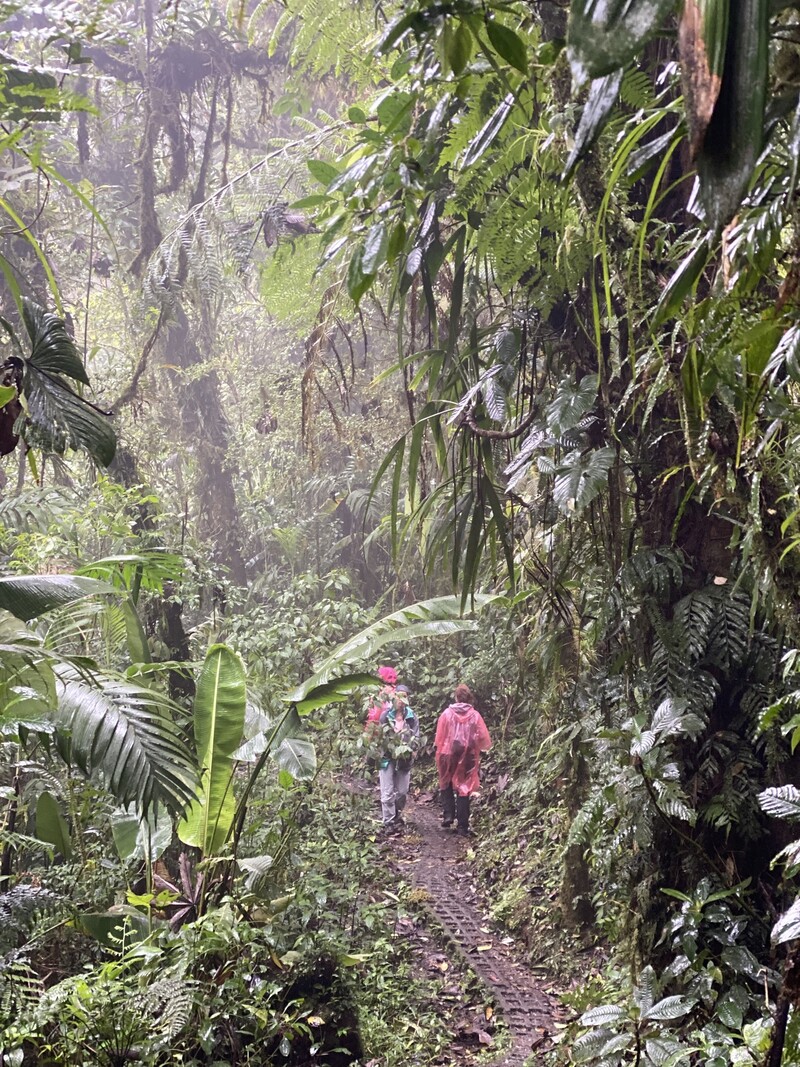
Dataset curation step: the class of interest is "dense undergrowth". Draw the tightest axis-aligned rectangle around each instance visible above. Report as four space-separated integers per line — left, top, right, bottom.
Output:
1 759 497 1066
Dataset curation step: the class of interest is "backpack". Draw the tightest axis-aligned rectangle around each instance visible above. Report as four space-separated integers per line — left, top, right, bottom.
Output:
450 712 473 756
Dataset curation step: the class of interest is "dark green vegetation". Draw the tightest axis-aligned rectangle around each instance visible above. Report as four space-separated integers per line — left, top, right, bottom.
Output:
3 0 800 1064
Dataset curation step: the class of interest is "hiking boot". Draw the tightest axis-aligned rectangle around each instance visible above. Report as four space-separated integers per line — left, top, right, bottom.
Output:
456 826 474 838
441 818 454 828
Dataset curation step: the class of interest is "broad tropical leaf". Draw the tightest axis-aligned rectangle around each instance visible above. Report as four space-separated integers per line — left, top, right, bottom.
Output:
759 785 800 821
695 0 769 231
22 298 89 384
274 736 317 781
55 672 197 816
35 790 72 858
111 804 173 863
24 362 117 466
290 595 501 704
0 574 117 621
7 299 117 466
178 644 246 855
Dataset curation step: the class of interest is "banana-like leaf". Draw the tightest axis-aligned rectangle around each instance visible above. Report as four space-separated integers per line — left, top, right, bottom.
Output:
679 0 730 158
696 0 769 231
0 574 118 621
55 671 198 816
295 673 381 716
567 0 678 85
35 789 72 858
290 595 501 706
178 644 246 855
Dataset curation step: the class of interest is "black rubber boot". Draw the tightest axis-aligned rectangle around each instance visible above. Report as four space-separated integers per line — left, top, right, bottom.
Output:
456 794 471 835
441 785 455 827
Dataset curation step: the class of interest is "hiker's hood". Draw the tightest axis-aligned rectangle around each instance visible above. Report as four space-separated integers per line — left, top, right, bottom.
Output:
447 702 474 716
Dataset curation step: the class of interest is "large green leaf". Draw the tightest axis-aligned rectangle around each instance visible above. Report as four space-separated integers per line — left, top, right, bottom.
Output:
35 789 72 858
55 672 198 817
24 360 116 466
178 644 246 856
567 0 679 84
0 574 117 621
290 595 500 705
111 804 173 863
295 672 381 716
274 737 317 781
22 297 89 384
696 0 769 231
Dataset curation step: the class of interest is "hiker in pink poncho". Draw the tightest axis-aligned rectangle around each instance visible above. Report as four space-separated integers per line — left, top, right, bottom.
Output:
365 665 397 729
435 684 491 837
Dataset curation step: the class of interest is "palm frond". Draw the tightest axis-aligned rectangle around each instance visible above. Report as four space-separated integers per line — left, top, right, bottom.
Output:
54 671 197 816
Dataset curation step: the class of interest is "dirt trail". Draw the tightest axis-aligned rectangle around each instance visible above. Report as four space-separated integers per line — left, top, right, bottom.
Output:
392 796 557 1066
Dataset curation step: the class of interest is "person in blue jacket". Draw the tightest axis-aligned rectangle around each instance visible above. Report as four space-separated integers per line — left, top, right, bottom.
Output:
377 685 420 835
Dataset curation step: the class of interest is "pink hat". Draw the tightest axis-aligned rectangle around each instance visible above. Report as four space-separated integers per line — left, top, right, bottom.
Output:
377 665 398 685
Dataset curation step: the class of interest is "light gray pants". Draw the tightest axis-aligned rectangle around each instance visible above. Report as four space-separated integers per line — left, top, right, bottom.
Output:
379 762 411 824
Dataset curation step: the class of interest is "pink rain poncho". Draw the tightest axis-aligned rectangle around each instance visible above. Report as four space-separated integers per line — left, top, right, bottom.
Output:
435 702 492 797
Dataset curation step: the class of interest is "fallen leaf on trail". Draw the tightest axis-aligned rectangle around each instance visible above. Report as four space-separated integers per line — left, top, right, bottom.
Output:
477 1029 493 1046
477 944 493 951
307 1016 325 1027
